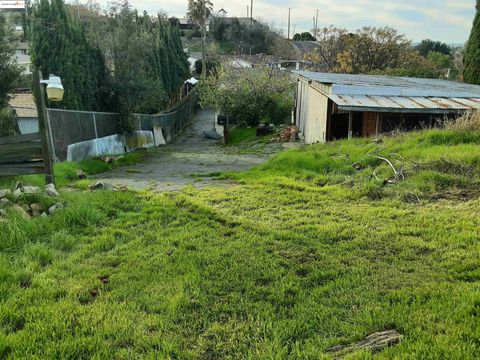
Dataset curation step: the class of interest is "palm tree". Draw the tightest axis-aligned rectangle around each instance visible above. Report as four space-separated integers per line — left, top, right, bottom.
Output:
187 0 213 78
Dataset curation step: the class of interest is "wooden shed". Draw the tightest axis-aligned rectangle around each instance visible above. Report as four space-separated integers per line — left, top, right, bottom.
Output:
294 71 480 144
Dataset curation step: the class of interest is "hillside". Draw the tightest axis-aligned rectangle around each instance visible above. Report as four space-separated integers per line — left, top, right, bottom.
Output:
183 17 298 59
0 127 479 357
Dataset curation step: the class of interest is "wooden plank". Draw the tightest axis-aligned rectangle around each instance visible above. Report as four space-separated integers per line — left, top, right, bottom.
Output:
0 154 43 164
0 144 42 163
362 112 377 137
0 146 44 164
0 133 41 146
0 162 45 176
0 161 44 169
0 141 43 156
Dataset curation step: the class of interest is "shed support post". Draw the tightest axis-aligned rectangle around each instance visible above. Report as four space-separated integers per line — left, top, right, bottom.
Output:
348 111 353 139
33 70 55 185
375 113 381 137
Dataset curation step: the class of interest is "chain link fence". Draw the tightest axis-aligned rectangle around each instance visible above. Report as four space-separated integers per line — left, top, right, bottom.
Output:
46 91 198 161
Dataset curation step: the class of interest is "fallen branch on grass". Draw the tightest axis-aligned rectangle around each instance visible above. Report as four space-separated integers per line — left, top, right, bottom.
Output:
375 156 405 182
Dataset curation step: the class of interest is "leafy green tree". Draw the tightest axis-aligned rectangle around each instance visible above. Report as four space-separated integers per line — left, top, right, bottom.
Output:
369 49 458 79
194 58 218 76
211 17 277 55
293 32 316 41
464 1 480 84
187 0 213 78
336 27 411 74
0 13 21 110
106 4 166 131
199 65 294 127
0 13 21 136
415 39 451 57
306 26 460 79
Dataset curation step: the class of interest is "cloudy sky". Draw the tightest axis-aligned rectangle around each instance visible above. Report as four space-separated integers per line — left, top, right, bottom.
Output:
99 0 476 44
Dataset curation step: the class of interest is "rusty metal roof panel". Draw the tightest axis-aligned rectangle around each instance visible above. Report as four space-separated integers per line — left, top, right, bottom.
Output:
449 98 480 108
328 94 480 113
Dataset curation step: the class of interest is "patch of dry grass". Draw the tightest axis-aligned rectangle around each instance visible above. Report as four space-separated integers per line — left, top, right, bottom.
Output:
447 111 480 131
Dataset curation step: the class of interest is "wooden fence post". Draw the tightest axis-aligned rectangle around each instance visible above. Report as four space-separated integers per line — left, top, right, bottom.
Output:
33 70 55 185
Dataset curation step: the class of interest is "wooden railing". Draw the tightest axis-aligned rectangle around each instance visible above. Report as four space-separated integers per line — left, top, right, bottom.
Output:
0 133 46 175
0 70 55 184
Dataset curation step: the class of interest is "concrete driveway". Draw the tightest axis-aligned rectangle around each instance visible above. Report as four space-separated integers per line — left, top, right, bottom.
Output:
92 109 282 192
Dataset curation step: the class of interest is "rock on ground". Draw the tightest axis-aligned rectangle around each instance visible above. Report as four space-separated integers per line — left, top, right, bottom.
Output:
0 198 10 208
204 129 223 140
47 203 64 215
89 182 115 191
30 203 43 217
10 205 31 220
22 186 41 195
45 183 60 197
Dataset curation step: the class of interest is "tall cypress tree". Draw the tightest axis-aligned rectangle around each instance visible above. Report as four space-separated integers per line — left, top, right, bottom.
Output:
464 1 480 84
30 0 111 111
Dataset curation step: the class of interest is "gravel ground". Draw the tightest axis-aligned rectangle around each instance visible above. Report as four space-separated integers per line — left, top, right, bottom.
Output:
92 109 282 192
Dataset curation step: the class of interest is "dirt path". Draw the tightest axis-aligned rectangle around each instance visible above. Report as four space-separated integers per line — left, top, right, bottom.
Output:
93 109 282 191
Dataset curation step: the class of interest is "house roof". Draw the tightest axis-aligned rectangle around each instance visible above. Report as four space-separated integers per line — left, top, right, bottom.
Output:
295 71 480 113
9 93 38 118
185 77 199 85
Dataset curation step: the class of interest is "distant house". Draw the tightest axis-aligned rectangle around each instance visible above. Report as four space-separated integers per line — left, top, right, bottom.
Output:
217 8 227 17
9 93 38 134
295 71 480 144
219 55 276 69
14 42 31 75
178 18 197 30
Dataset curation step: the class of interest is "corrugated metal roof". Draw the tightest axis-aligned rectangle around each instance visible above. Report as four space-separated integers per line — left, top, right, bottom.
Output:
295 71 480 99
329 94 480 113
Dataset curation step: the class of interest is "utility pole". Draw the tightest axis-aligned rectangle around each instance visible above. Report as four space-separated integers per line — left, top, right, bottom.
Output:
201 3 207 78
250 0 253 20
314 10 319 39
247 5 249 18
287 8 291 40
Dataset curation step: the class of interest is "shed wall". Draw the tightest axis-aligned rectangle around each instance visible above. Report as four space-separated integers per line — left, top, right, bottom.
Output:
296 79 329 144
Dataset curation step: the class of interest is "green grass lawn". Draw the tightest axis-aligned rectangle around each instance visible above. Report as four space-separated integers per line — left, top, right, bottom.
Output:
228 127 258 145
0 129 479 358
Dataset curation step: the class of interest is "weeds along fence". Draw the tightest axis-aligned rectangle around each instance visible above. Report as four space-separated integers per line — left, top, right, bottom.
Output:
44 91 199 162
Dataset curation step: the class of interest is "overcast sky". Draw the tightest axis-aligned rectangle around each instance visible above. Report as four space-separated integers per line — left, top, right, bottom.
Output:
96 0 476 44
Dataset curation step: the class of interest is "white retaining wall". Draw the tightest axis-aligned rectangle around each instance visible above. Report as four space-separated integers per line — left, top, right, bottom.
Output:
67 131 157 162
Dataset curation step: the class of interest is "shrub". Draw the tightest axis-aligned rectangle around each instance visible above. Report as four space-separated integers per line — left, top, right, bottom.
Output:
0 108 19 137
194 59 219 76
199 66 294 127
